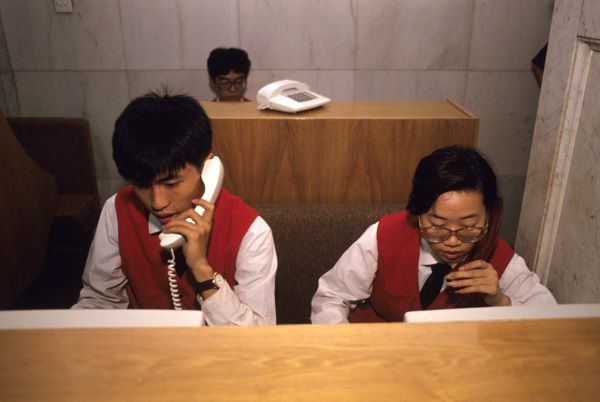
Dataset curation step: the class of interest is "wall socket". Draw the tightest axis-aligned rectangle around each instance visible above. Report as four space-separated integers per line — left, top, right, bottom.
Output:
54 0 73 14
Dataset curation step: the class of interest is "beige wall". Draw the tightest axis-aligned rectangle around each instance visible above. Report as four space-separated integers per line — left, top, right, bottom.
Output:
0 0 554 246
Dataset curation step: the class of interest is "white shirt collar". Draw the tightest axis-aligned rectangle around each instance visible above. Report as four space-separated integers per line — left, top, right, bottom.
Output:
148 213 163 235
419 237 444 267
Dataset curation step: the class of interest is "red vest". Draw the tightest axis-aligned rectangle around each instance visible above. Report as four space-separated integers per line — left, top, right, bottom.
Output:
115 187 258 309
350 211 514 322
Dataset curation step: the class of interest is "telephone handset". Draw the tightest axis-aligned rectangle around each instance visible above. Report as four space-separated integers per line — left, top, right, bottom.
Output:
159 156 225 249
449 197 503 307
161 156 224 310
257 79 331 113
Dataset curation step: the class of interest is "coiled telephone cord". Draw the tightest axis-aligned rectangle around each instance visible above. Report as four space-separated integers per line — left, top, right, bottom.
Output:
166 248 182 310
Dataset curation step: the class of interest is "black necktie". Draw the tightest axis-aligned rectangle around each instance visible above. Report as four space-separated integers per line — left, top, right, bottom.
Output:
420 263 451 310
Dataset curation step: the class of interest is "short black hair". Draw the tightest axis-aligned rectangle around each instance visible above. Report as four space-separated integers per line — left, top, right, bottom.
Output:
112 90 212 186
207 47 251 80
406 145 499 216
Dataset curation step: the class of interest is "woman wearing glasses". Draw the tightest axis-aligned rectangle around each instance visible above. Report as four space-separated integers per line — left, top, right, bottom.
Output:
207 47 251 102
311 145 556 324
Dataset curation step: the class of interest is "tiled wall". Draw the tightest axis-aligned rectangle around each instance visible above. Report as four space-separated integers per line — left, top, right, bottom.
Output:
0 0 554 246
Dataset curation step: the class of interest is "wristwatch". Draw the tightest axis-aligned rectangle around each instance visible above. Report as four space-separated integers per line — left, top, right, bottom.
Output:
195 272 224 293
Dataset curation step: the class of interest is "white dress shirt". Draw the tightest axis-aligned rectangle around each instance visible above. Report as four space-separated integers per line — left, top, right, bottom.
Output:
311 222 557 324
73 194 277 326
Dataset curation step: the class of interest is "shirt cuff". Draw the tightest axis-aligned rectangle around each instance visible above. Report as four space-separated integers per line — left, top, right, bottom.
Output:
197 281 239 325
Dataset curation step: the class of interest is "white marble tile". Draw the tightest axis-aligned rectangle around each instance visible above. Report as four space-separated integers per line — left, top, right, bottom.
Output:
178 0 240 69
15 72 90 117
356 0 473 70
0 0 125 70
0 72 20 116
464 71 541 176
515 0 583 262
240 0 357 70
355 70 466 102
14 71 130 197
309 70 355 103
580 0 600 39
546 50 600 303
98 177 129 206
249 70 355 103
0 0 565 212
0 16 10 73
466 72 542 249
126 70 210 101
120 0 183 70
469 0 554 70
496 175 527 248
241 70 278 102
120 0 239 70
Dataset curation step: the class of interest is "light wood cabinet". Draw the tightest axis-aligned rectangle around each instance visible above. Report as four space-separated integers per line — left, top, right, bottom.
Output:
202 100 478 204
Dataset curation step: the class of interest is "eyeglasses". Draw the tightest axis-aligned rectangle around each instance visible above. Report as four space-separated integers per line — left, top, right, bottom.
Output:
216 78 246 91
418 215 488 243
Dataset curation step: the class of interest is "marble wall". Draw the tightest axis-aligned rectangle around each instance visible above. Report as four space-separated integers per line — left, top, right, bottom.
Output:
517 0 600 302
0 0 554 246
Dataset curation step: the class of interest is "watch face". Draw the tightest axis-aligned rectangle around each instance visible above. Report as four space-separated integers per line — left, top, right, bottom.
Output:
214 273 225 288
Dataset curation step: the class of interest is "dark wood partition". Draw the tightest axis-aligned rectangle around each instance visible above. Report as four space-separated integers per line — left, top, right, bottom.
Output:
202 100 478 204
0 110 58 309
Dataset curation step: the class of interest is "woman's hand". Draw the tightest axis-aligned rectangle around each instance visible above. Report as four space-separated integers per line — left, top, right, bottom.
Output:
445 260 511 306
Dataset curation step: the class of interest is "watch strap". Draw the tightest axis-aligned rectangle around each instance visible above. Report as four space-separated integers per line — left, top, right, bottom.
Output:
195 272 220 293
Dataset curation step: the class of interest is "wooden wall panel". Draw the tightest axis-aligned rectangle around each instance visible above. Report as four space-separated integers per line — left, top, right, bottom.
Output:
202 101 478 204
0 110 58 309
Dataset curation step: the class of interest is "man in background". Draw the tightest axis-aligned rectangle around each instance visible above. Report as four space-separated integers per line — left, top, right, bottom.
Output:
207 47 252 102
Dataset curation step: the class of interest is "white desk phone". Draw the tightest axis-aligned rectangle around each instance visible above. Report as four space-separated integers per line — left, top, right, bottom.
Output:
159 156 224 250
158 156 224 310
257 79 331 113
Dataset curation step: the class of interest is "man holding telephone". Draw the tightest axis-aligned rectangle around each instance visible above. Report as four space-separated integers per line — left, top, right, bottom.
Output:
73 90 277 326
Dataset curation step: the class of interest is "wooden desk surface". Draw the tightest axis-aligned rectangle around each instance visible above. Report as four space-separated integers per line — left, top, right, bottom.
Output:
1 319 599 401
200 100 477 120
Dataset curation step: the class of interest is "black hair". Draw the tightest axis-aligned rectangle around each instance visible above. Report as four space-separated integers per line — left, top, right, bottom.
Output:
406 145 499 216
207 47 251 80
112 89 212 186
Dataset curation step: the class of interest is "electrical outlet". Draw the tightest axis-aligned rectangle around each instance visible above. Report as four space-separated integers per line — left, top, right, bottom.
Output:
54 0 73 14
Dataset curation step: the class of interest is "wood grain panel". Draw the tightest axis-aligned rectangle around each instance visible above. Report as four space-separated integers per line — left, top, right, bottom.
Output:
1 319 599 400
0 111 58 309
204 101 478 204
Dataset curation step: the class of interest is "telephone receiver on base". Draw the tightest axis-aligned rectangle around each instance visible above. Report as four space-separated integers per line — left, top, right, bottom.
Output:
159 156 225 249
257 79 330 113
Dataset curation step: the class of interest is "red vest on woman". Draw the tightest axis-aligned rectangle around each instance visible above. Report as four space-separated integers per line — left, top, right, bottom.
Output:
115 186 258 309
350 211 514 322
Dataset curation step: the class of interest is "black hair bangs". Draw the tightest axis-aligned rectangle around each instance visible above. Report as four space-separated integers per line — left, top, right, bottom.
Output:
112 91 212 186
406 145 498 216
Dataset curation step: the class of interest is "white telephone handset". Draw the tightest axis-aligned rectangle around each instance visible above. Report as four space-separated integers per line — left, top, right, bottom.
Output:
257 79 330 113
159 156 224 249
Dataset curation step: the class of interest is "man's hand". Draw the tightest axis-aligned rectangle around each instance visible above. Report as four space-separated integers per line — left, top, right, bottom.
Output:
445 260 511 306
160 198 215 282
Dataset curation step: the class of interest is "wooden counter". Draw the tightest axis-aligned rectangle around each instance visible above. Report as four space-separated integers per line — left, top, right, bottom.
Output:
2 318 599 400
201 101 478 204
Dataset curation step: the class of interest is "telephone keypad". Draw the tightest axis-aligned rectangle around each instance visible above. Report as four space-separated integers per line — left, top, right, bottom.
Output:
286 91 317 102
